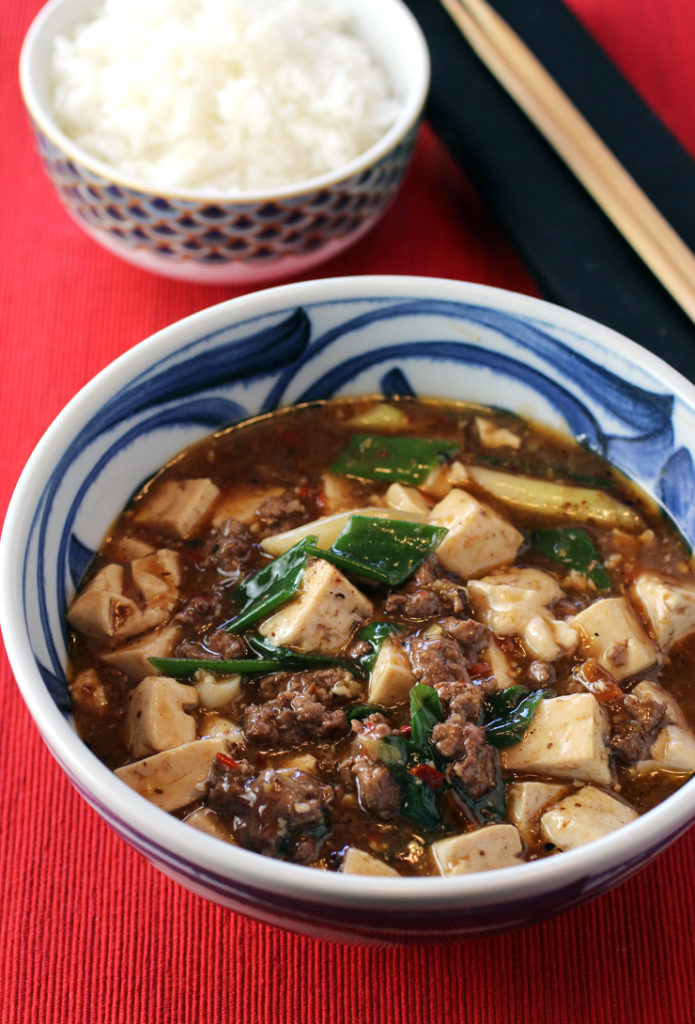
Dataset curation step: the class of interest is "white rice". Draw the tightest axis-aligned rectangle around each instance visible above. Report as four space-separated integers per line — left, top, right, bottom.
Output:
49 0 402 194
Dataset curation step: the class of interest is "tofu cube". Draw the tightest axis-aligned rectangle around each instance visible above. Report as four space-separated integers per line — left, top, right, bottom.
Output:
258 558 372 655
632 573 695 652
68 667 110 717
428 489 522 578
572 597 658 681
506 781 571 845
630 680 695 775
212 484 284 526
100 623 181 681
501 693 611 786
115 737 227 811
130 549 181 604
135 478 220 537
367 638 414 706
321 473 362 515
385 483 431 516
67 564 139 640
68 549 181 643
125 675 198 758
468 568 578 661
341 848 400 877
480 639 520 691
184 808 233 842
431 824 523 875
420 461 469 500
540 786 638 851
475 417 521 449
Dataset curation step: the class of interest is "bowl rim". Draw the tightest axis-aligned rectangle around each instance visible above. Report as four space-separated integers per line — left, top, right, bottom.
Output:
18 0 431 203
2 273 695 910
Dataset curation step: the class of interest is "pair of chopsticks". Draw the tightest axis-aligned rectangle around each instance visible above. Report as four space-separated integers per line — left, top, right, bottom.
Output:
440 0 695 328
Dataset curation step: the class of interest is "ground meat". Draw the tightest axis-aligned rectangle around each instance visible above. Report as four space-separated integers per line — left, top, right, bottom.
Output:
254 495 308 536
609 694 666 762
204 630 247 659
409 634 470 687
175 629 246 661
383 587 442 620
351 756 403 819
208 759 333 859
203 517 253 575
206 756 256 814
432 720 498 798
174 591 225 627
255 667 358 703
527 661 556 687
440 617 489 648
243 691 348 746
434 679 485 720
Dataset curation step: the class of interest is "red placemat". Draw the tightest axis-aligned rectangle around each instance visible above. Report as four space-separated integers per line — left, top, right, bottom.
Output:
2 2 695 1022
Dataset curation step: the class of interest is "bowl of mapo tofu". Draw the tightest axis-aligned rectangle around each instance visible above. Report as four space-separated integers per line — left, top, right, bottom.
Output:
3 275 695 942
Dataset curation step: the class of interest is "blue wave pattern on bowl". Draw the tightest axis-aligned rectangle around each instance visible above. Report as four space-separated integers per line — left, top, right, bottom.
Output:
25 295 695 711
33 127 416 267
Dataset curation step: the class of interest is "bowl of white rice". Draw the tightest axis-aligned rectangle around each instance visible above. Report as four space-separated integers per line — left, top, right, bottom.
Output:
19 0 430 284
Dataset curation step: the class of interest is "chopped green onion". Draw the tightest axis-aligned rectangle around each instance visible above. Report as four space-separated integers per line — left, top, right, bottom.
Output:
148 657 280 677
224 536 316 632
346 704 382 722
394 770 444 830
330 433 459 486
484 688 552 748
308 515 447 586
246 634 362 677
409 682 445 752
532 527 612 588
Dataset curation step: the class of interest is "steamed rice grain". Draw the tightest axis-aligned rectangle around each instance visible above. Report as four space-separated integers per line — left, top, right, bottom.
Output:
50 0 402 194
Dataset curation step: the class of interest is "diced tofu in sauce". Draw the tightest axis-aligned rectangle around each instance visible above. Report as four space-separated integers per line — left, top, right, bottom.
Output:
540 786 638 851
134 478 220 537
100 623 181 681
67 550 180 642
212 484 284 526
632 573 695 652
468 568 578 661
115 737 227 812
367 638 415 706
341 848 400 877
258 557 373 655
63 397 695 877
501 693 611 786
572 597 658 682
125 675 198 759
507 781 571 845
630 681 695 775
431 824 524 875
427 489 523 578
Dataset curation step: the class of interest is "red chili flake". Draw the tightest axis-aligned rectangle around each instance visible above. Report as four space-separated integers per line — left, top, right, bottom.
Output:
399 725 412 737
409 763 444 790
297 484 312 499
468 662 493 678
316 492 328 513
179 549 204 566
216 752 239 771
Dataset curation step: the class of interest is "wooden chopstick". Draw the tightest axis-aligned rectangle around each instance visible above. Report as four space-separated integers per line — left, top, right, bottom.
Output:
440 0 695 328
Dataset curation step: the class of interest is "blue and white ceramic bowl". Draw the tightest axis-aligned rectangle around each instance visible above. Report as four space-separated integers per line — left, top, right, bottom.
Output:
19 0 428 285
3 276 695 943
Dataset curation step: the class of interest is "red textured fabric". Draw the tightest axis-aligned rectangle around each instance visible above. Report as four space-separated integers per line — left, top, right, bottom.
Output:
2 1 695 1021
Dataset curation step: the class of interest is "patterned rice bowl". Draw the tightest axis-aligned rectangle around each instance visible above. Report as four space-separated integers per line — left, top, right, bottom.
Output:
3 275 695 943
19 0 429 285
